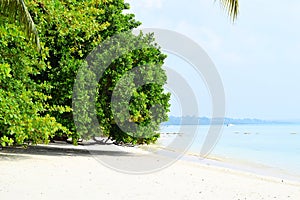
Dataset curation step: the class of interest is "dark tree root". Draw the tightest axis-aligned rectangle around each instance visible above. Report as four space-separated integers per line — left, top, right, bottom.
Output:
113 141 135 147
92 136 112 144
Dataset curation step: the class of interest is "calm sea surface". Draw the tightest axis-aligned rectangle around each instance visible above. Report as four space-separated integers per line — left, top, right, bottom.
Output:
159 124 300 180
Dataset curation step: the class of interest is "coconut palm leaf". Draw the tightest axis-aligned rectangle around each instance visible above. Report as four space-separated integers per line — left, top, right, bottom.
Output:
0 0 40 49
218 0 239 21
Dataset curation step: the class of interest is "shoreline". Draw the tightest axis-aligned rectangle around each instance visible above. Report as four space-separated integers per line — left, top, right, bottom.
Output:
139 142 300 183
2 139 300 183
1 143 300 199
156 129 300 183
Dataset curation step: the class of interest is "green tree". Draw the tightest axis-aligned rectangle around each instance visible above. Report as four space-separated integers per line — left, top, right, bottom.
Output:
0 0 40 49
0 0 240 146
24 0 169 145
76 32 170 145
0 20 70 147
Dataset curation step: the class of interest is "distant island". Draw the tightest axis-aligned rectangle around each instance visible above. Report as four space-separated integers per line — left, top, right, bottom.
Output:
162 116 299 125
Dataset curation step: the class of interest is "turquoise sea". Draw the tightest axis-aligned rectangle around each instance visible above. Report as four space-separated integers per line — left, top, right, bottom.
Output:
159 124 300 181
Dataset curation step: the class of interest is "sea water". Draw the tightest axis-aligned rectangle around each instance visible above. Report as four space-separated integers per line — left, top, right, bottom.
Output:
159 124 300 181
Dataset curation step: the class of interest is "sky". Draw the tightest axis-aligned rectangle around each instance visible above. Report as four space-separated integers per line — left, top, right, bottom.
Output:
125 0 300 120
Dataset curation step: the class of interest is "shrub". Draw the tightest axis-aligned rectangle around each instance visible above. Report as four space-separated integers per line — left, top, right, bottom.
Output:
0 22 70 147
1 0 170 145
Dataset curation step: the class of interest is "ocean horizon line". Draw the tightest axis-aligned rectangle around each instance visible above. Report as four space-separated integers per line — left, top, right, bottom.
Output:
162 116 300 125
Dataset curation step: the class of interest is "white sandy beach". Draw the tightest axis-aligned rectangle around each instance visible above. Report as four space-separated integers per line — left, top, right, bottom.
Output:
0 144 300 200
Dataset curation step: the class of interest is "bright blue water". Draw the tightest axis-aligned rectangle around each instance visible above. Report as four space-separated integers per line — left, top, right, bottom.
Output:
159 124 300 180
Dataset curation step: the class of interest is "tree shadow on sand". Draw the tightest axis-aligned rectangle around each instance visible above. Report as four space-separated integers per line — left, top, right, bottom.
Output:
0 141 133 158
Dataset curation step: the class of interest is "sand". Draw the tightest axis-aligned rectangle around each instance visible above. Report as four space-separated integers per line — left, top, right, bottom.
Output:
0 144 300 200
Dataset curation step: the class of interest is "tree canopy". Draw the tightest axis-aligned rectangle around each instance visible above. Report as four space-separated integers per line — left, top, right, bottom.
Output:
0 0 239 147
0 0 170 146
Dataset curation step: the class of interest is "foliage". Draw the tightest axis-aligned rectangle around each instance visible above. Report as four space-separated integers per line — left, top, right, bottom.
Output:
0 0 40 49
0 0 238 146
25 0 169 145
0 22 70 147
78 32 170 145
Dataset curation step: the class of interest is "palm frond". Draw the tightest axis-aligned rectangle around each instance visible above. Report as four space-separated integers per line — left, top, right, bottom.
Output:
0 0 40 50
218 0 239 22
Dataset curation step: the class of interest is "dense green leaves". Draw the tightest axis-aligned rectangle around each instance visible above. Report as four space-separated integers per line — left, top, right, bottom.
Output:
26 0 164 144
0 0 239 146
0 23 70 146
84 32 170 144
0 0 170 145
0 0 40 49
